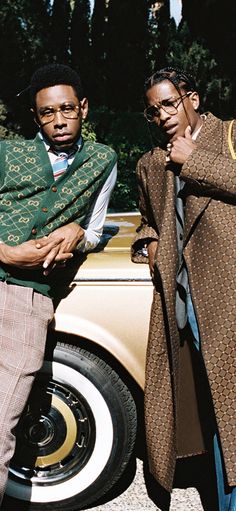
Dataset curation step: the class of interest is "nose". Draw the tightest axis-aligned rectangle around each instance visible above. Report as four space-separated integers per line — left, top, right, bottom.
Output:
159 106 171 122
54 110 67 126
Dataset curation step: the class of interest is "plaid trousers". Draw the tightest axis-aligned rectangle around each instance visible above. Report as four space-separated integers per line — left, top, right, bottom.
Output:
0 281 54 503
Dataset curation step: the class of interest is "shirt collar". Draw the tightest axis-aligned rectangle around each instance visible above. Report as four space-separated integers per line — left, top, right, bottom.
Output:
192 114 207 141
39 131 83 155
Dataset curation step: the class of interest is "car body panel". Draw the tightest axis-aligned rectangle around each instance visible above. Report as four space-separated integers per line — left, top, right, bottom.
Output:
54 213 153 389
6 213 152 510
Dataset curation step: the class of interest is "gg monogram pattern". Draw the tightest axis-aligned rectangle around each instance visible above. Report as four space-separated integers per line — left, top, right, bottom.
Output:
132 113 236 491
0 136 116 245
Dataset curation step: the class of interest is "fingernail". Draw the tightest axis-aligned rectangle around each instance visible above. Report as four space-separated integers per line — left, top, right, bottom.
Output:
43 261 48 268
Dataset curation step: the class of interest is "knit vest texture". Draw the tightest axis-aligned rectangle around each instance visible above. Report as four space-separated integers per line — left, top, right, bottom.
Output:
0 134 117 297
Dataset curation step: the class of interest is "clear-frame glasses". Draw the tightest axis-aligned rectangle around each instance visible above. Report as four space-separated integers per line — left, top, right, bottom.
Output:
38 103 80 125
144 92 192 122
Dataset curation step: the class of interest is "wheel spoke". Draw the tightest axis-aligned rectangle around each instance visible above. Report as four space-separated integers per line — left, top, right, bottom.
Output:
10 378 95 484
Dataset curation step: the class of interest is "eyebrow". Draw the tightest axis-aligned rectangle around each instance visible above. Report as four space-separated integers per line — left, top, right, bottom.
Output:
148 95 176 106
158 96 179 103
38 101 77 110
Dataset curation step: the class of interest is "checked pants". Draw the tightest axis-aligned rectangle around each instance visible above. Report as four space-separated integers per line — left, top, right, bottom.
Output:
0 281 54 504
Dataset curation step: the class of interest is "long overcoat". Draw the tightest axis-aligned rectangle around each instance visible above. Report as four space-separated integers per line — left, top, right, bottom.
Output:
132 113 236 492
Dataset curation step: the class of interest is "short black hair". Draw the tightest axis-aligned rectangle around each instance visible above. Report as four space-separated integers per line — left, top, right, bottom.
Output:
144 67 197 98
30 63 84 107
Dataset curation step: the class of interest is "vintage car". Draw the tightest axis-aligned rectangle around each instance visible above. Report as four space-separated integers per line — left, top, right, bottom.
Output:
4 212 153 511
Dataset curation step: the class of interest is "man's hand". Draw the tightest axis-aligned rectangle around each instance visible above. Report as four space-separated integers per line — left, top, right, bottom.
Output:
47 223 84 259
167 126 196 165
0 236 72 269
36 223 84 274
0 223 84 274
147 240 158 278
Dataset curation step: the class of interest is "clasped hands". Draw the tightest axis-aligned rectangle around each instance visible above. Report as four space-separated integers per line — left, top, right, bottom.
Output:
166 125 196 165
0 222 84 275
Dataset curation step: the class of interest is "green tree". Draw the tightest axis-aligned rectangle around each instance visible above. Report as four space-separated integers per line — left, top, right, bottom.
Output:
90 0 107 104
88 107 152 210
106 0 149 110
182 0 236 78
0 0 52 137
166 21 234 118
49 0 71 63
181 0 236 117
0 0 50 99
91 0 107 63
148 0 171 71
70 0 91 93
0 99 22 139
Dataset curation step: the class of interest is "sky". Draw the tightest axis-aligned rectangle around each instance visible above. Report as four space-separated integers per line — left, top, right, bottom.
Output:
89 1 182 26
170 0 182 26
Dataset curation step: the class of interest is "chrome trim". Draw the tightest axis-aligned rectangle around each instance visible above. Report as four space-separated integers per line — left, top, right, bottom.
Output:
106 211 138 217
74 277 151 283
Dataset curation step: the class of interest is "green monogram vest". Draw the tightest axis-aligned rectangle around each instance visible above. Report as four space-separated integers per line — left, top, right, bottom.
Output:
0 135 117 296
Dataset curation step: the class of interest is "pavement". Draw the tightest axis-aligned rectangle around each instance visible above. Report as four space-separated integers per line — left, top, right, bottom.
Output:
83 458 205 511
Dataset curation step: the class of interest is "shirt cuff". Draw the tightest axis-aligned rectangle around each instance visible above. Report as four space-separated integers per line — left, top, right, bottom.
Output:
76 231 87 252
76 230 97 252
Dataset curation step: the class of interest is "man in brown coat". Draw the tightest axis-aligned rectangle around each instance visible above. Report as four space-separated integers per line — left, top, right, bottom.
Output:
132 67 235 511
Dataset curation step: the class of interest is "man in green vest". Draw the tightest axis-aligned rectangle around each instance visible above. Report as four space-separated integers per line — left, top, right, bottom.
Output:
0 63 117 501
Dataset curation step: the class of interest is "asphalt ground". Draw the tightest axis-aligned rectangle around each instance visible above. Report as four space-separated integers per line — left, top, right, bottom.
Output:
3 449 219 510
85 457 205 511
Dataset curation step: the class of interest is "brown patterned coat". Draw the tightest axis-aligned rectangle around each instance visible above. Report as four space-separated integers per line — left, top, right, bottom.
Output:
132 113 236 492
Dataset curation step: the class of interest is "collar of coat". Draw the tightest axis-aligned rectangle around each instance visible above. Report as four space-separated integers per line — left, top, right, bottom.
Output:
145 113 226 261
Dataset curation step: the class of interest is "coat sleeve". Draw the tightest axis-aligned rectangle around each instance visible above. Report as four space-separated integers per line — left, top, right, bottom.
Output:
131 154 159 264
180 121 236 201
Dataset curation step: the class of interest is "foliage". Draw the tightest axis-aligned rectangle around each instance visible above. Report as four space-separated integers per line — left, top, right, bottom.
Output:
49 0 71 62
71 0 91 93
0 0 51 98
90 0 107 105
0 0 235 209
148 0 171 71
0 100 22 140
105 0 149 110
88 108 152 211
81 119 97 143
165 22 233 118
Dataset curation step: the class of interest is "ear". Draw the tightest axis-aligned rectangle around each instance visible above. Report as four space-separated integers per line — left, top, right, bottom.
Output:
189 91 200 111
80 98 88 120
30 107 40 127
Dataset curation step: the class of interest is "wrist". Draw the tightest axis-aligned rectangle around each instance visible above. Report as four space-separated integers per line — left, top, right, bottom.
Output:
75 225 85 243
0 242 10 264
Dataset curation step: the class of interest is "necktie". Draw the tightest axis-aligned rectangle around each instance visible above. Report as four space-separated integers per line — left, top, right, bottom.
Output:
52 152 69 181
175 176 185 261
175 176 189 330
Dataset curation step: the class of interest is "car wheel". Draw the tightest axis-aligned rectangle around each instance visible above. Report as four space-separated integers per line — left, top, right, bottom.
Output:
5 342 137 510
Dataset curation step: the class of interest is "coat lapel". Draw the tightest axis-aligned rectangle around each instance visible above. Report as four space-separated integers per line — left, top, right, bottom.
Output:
147 113 223 256
184 113 223 240
147 148 168 231
147 149 178 273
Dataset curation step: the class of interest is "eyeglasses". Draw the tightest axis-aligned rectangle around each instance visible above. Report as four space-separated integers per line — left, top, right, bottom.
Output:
143 92 192 122
38 103 81 125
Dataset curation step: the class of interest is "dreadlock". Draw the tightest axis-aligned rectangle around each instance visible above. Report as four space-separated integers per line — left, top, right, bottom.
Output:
143 67 198 151
144 67 197 99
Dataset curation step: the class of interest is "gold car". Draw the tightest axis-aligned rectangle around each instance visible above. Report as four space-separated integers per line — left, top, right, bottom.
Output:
5 213 153 511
